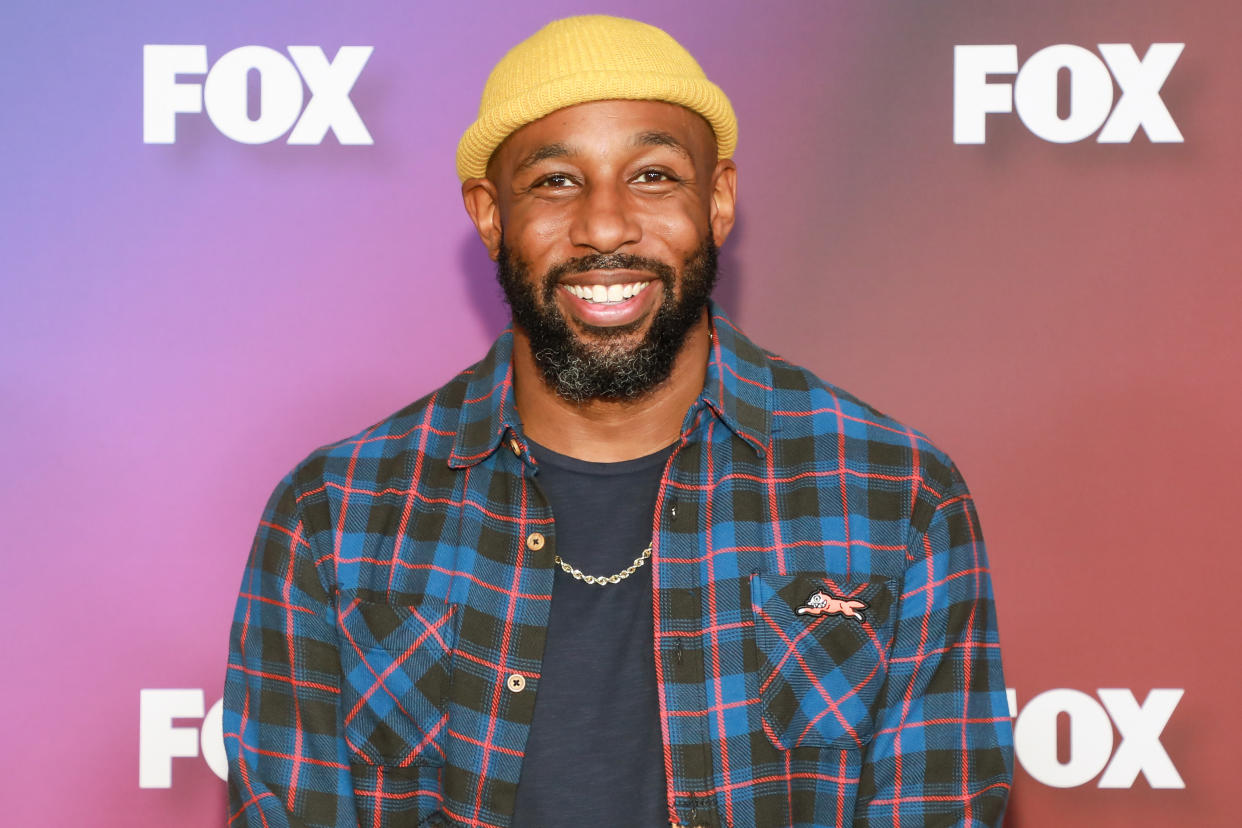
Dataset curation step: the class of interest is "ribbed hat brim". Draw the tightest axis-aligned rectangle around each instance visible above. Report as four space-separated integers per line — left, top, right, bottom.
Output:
455 28 737 181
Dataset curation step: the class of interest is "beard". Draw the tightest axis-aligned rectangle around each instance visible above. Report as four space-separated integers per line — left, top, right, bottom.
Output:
496 236 718 404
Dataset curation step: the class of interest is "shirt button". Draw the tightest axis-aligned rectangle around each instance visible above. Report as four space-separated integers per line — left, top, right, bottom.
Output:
508 438 522 456
526 532 545 551
506 674 526 693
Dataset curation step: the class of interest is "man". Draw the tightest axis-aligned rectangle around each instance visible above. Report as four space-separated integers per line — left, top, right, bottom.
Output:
224 15 1013 828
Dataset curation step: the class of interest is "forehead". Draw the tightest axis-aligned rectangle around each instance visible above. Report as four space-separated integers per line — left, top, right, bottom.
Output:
490 99 716 173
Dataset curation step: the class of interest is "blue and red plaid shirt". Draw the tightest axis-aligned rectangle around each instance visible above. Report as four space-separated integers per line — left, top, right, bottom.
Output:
224 304 1013 827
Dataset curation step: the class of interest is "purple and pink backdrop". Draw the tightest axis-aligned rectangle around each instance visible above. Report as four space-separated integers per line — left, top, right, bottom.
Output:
4 1 1239 826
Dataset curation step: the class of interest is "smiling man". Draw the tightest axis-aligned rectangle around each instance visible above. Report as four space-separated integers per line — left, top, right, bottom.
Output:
224 15 1013 828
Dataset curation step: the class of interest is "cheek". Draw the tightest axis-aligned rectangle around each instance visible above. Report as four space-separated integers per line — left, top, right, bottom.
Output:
508 206 572 262
647 209 706 259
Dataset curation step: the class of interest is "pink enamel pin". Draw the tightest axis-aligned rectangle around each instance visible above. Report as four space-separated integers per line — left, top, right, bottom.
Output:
796 590 868 622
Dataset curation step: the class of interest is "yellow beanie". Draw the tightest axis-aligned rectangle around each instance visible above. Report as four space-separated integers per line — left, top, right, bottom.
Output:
456 15 737 182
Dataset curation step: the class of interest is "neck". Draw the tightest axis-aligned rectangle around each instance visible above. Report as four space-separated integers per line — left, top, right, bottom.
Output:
512 310 711 462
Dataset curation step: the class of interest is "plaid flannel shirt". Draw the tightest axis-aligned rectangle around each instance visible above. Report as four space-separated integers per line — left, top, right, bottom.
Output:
224 303 1013 828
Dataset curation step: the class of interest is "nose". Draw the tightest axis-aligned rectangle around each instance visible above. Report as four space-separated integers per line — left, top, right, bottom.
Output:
568 180 641 254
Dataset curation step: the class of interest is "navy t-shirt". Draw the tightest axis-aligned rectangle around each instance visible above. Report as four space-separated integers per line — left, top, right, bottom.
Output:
510 439 675 827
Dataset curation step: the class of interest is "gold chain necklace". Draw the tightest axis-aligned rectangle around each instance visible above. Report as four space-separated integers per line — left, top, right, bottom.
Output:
554 544 652 586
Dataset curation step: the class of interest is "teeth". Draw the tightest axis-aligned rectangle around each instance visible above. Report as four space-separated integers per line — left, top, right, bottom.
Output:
565 281 652 304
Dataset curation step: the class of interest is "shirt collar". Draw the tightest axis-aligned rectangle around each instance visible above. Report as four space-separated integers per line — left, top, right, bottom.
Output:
447 328 522 469
699 303 774 456
448 301 774 469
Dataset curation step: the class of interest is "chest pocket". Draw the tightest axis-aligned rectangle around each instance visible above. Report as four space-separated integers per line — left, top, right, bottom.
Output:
748 573 897 751
336 593 458 767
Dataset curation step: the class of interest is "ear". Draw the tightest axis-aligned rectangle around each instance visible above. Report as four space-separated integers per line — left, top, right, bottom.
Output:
708 159 738 247
461 177 503 261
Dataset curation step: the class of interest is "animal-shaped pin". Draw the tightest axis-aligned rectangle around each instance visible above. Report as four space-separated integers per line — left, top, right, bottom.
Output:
795 590 867 622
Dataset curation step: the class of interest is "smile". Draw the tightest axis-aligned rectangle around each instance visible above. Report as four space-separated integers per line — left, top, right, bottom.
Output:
561 281 653 304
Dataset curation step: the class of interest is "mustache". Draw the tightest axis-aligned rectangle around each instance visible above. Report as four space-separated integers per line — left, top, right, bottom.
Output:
541 253 675 300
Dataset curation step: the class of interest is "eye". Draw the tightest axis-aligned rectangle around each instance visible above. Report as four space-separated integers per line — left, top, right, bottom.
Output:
634 169 677 184
533 173 576 189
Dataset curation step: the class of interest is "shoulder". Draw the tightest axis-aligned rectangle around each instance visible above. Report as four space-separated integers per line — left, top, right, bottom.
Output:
762 347 963 501
282 361 478 506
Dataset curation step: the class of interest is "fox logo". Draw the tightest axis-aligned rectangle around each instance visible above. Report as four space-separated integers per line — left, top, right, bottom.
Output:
796 590 867 622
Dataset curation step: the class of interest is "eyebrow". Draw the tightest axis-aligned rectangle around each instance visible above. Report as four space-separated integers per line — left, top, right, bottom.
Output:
514 142 572 175
632 130 691 159
513 130 693 176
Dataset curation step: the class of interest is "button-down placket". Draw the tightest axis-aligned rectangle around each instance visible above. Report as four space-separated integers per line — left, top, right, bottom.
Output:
652 321 775 827
446 373 561 825
653 400 719 827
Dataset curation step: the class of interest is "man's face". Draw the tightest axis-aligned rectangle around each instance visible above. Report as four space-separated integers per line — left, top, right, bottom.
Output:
469 100 735 402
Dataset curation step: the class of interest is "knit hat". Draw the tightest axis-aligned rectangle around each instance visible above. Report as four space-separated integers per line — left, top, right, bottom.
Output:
456 15 737 181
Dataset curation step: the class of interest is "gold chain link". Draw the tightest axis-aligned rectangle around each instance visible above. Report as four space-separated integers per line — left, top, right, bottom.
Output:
553 545 652 586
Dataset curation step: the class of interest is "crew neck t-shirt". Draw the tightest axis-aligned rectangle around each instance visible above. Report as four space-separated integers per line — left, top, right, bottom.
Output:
510 439 675 827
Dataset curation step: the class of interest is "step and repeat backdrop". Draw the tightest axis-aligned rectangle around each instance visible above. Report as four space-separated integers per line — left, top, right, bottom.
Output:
4 1 1239 825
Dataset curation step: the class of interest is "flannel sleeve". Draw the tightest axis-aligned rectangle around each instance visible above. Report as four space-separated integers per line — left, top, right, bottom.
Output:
224 474 357 828
854 464 1014 827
